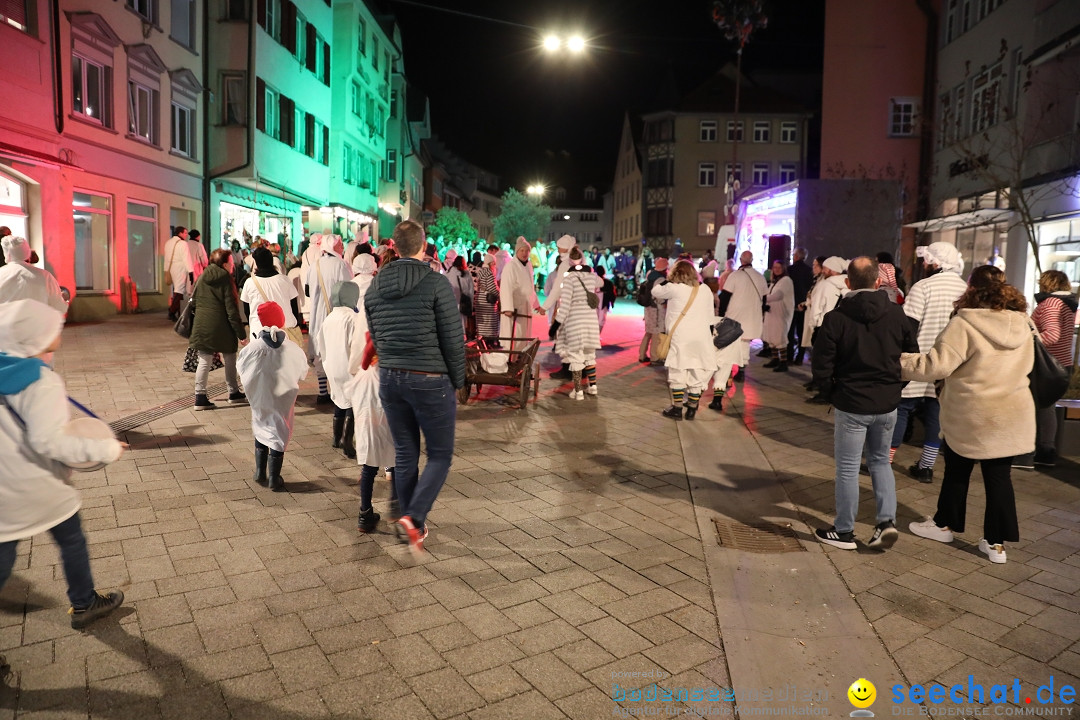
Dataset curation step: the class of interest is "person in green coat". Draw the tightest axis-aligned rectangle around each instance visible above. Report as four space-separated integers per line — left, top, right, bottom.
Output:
190 248 247 410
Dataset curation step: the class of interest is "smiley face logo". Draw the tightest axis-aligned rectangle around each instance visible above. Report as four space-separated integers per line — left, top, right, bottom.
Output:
848 678 876 714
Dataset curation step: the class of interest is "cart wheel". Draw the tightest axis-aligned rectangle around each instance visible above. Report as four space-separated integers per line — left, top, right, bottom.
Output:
518 363 532 408
457 384 470 405
532 363 541 399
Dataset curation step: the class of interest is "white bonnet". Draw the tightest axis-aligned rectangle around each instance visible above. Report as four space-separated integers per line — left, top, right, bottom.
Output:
0 298 64 358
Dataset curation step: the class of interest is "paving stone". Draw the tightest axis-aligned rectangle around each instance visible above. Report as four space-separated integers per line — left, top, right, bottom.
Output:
507 618 585 655
451 603 520 640
465 689 566 720
444 637 524 676
253 613 317 655
998 624 1074 663
465 666 532 703
378 634 447 677
407 668 486 719
134 594 193 632
892 637 967 685
187 645 271 683
578 617 652 659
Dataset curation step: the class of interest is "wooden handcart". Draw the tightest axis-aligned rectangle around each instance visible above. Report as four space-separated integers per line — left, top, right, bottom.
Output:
458 336 542 409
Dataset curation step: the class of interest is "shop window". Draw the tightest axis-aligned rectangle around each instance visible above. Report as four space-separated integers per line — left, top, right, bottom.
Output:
699 120 717 142
697 211 716 237
127 0 157 25
127 201 158 292
0 171 28 238
889 97 918 137
170 0 194 49
222 72 246 125
779 163 797 185
724 163 743 183
698 162 717 187
73 191 112 292
1 0 34 33
726 121 743 143
753 121 771 143
752 163 770 186
780 121 797 144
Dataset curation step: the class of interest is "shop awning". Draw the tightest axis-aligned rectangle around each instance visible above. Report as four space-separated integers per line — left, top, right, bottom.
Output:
903 209 1014 232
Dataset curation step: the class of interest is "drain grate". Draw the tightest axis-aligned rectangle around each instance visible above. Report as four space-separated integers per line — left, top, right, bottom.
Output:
104 383 229 434
713 519 805 553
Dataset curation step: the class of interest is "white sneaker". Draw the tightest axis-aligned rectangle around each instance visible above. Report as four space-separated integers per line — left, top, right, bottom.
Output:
586 385 598 396
908 518 954 543
570 389 584 400
978 539 1007 564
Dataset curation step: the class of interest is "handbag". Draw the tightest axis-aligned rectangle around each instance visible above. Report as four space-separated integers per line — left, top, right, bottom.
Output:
712 317 744 349
1030 333 1069 408
654 284 700 362
182 347 225 373
173 296 195 338
577 276 599 310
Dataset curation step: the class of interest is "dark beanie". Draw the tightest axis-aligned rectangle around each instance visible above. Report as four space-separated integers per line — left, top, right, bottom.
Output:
252 246 274 271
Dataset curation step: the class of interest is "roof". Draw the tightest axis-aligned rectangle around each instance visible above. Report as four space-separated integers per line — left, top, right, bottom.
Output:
656 65 809 116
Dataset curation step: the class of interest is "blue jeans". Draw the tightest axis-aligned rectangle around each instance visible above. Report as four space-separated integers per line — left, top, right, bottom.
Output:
0 512 96 609
891 397 940 450
379 368 457 530
834 409 898 534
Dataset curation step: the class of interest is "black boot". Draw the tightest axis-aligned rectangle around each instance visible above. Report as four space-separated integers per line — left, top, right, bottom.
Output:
708 396 724 412
685 404 698 421
358 507 381 534
342 414 356 460
793 349 805 366
332 415 345 449
253 443 269 487
267 451 286 492
662 405 683 420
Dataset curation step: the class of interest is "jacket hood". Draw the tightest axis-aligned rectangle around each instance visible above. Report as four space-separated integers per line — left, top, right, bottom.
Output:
1035 292 1079 313
371 258 432 299
201 263 231 287
956 308 1030 350
0 354 46 394
836 289 894 324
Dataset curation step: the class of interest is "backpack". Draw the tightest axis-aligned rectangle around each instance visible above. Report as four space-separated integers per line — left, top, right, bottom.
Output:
635 278 654 307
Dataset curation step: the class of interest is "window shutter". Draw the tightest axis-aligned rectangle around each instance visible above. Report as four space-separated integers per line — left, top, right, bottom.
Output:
282 2 296 53
256 0 266 29
0 0 28 27
255 77 265 132
281 96 295 146
305 24 316 72
322 125 329 165
322 43 330 85
305 113 314 158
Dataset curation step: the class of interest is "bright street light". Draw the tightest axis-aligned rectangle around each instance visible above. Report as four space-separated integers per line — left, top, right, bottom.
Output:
542 35 560 51
527 184 545 196
567 35 585 52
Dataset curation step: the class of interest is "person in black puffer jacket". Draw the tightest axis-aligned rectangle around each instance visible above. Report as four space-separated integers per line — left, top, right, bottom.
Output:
364 220 465 557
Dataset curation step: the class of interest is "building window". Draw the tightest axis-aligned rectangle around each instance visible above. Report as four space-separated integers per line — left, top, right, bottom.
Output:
780 121 798 144
1 0 33 32
128 81 159 145
343 143 354 184
888 97 918 137
752 163 770 186
222 73 246 125
357 16 366 56
945 0 957 42
72 55 108 125
293 106 305 153
223 0 246 21
779 163 797 185
585 186 596 201
390 89 399 119
73 191 112 292
372 37 379 71
171 102 193 156
127 201 158 292
753 121 771 143
697 211 716 237
1011 48 1023 118
264 85 279 139
645 207 672 235
953 84 966 140
698 162 717 187
971 62 1002 133
961 0 972 32
127 0 157 25
170 0 194 48
724 163 743 183
726 120 743 142
352 82 363 118
555 187 566 201
699 120 717 142
386 149 398 182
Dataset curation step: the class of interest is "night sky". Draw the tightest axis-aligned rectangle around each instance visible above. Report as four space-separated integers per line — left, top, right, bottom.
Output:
382 0 825 193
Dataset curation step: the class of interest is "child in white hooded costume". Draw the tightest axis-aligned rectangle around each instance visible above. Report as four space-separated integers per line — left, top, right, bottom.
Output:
238 302 309 492
319 280 361 459
304 234 352 403
0 299 125 628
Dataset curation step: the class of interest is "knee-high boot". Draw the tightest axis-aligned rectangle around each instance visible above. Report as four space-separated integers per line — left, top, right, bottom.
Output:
342 412 356 460
332 414 345 449
253 442 269 486
267 450 286 493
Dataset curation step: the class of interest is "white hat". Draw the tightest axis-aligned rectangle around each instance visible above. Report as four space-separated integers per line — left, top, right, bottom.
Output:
515 236 531 253
0 298 64 358
2 235 30 263
556 234 576 251
352 253 377 276
823 256 848 274
916 242 964 273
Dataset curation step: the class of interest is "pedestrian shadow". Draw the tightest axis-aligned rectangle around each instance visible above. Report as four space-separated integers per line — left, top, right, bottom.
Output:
0 617 368 719
0 585 59 614
121 430 230 450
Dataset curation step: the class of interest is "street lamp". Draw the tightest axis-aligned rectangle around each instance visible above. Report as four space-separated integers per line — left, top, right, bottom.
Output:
541 33 587 53
567 35 585 52
527 184 545 196
542 35 560 51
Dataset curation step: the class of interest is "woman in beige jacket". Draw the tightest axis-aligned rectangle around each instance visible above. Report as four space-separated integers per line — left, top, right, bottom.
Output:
900 266 1034 565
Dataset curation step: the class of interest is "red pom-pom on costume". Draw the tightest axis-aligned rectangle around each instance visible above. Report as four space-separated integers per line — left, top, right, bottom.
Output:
257 301 286 329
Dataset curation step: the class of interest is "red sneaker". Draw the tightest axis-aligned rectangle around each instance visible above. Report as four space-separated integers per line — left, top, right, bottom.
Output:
396 516 427 557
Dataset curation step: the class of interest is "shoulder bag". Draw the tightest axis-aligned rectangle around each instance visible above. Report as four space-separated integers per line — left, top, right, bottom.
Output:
1029 324 1069 409
654 284 700 362
577 276 599 310
173 275 201 338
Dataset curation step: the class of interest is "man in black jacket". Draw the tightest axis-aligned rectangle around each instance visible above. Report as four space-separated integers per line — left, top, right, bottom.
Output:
365 220 466 556
787 247 814 364
811 256 919 551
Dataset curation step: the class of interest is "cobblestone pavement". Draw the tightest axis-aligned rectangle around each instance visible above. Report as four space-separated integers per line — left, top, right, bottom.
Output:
0 304 1076 719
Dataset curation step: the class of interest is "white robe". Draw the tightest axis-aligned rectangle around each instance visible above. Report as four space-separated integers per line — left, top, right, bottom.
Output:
0 263 68 313
343 278 394 468
237 332 309 452
722 266 768 341
761 276 795 347
652 282 716 372
305 253 353 359
499 258 539 342
319 307 358 408
808 274 849 331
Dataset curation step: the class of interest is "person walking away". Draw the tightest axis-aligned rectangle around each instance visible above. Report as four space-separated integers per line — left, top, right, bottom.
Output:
805 257 850 403
707 312 744 412
542 235 579 379
904 266 1033 564
0 299 126 627
305 235 353 404
163 227 189 320
888 242 968 479
876 253 904 304
364 220 465 556
240 247 301 346
554 248 602 399
637 256 669 363
788 248 814 364
718 251 768 382
762 260 796 372
812 257 919 550
1013 269 1077 469
321 281 362 459
0 236 68 313
446 255 475 337
653 260 716 420
596 266 616 335
189 249 247 410
473 253 500 345
238 302 309 492
500 237 545 349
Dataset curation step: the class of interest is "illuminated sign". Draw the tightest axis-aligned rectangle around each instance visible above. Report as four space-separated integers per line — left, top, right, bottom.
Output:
744 188 798 216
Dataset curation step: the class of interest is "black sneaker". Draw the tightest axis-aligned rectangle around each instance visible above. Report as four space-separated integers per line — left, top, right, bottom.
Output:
228 392 247 404
1033 449 1057 468
357 507 381 534
661 405 683 420
867 521 899 550
806 394 830 405
907 464 933 483
70 591 124 629
316 394 334 406
733 368 745 383
708 396 724 412
772 363 789 373
194 394 216 411
815 527 856 550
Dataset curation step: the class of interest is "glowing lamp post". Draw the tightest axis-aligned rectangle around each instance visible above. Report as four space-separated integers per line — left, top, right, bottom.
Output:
541 34 587 53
